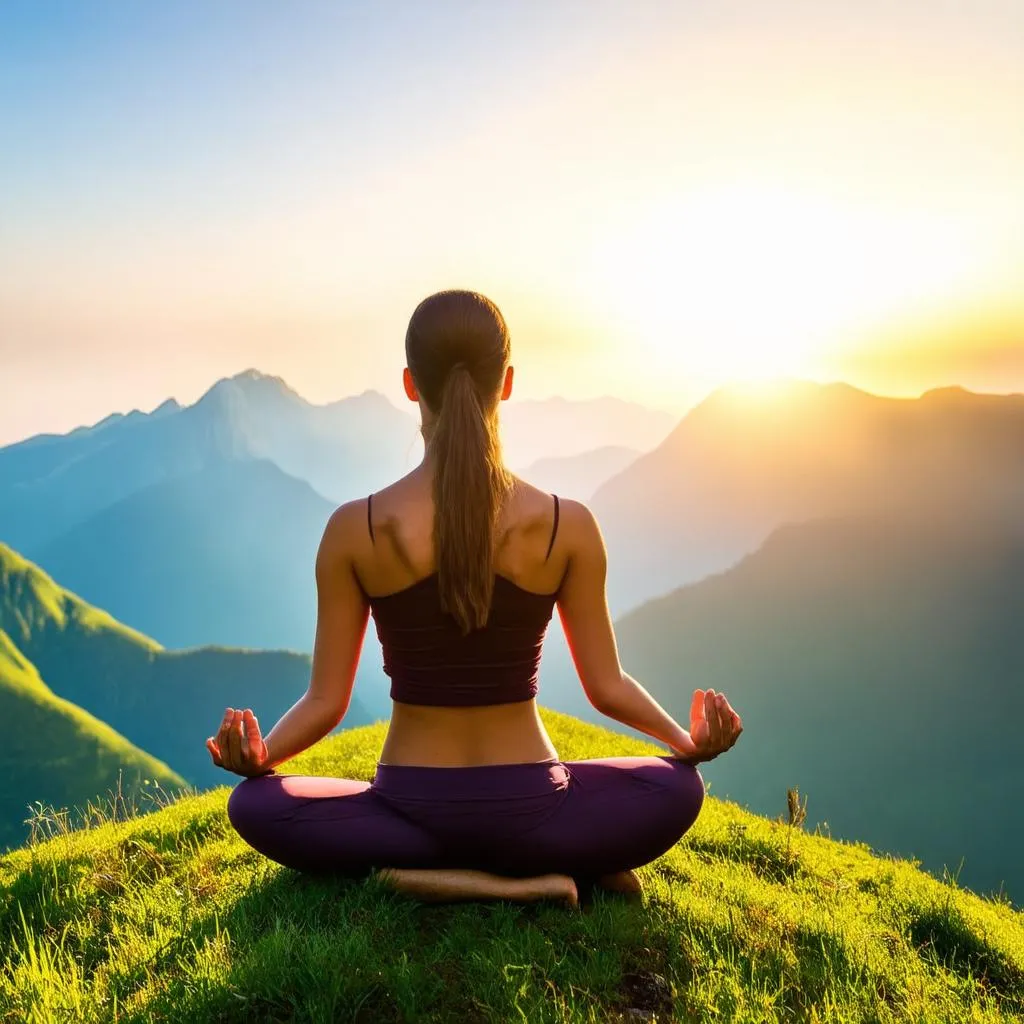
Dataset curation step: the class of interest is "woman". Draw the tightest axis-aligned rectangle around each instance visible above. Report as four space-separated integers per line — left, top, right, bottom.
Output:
209 290 743 907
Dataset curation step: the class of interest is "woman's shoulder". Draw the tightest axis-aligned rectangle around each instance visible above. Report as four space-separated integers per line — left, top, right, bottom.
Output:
324 495 372 532
505 476 601 551
506 474 586 511
555 497 603 555
321 477 427 574
326 473 419 536
318 498 372 564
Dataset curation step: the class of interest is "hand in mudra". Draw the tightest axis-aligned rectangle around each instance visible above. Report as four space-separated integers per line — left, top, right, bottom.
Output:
670 688 743 764
206 707 272 778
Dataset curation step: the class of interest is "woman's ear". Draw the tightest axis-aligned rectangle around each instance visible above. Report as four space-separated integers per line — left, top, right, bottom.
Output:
501 365 514 400
403 367 419 402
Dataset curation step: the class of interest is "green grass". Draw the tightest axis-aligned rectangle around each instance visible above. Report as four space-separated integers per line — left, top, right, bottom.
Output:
2 710 1022 1024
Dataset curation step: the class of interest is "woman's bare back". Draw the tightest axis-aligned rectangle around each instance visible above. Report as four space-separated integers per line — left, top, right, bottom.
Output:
360 468 570 766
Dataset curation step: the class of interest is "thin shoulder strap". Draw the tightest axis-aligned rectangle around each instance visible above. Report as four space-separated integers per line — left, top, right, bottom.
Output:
367 493 375 544
544 493 559 562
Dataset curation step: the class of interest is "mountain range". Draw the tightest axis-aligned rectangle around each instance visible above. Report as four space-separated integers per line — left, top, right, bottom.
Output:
592 380 1024 613
33 456 335 651
518 445 640 500
0 371 417 556
0 370 669 650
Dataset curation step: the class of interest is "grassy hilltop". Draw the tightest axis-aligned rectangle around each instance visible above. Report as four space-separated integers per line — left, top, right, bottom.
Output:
2 711 1022 1024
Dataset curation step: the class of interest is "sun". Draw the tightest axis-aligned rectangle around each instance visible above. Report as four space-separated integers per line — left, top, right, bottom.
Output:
580 183 984 388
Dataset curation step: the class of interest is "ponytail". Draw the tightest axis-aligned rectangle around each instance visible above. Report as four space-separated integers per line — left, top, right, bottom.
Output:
431 363 513 634
404 289 514 635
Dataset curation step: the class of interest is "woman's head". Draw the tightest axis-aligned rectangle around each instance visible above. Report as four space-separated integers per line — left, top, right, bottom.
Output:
403 290 515 634
404 290 512 420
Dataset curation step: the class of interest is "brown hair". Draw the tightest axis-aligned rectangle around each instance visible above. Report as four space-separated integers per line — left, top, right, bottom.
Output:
405 290 514 634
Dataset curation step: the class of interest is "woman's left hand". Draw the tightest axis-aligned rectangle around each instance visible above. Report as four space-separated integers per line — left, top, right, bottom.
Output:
206 707 273 778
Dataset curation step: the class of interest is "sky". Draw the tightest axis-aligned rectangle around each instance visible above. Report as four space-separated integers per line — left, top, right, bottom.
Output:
1 0 1022 445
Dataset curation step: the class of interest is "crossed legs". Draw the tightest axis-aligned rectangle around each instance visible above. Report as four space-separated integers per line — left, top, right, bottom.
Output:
226 756 704 905
224 773 582 904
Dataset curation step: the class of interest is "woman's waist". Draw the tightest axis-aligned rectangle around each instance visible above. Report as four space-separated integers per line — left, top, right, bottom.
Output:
379 698 557 767
371 756 569 802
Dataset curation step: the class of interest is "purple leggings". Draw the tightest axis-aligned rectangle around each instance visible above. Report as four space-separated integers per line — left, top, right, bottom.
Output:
226 755 704 880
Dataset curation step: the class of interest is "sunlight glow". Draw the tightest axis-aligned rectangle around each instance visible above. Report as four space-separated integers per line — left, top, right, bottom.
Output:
581 184 989 387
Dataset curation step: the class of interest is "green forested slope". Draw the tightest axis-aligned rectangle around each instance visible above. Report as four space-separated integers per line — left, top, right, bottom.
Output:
0 543 374 849
0 627 186 850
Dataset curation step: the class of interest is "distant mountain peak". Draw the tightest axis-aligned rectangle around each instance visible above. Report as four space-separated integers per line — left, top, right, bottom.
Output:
713 377 856 401
197 369 305 409
228 368 303 398
89 411 126 431
920 385 975 403
151 398 181 417
344 388 400 408
689 378 877 421
231 367 284 385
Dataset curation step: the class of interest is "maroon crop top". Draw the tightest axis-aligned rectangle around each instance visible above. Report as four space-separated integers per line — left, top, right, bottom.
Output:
364 493 560 707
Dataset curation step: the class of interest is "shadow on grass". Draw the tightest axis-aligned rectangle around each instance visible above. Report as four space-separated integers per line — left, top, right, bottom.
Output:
120 864 675 1024
685 828 804 884
908 896 1024 1011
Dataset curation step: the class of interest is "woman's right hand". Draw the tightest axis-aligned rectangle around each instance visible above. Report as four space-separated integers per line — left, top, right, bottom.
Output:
669 688 742 764
206 707 273 778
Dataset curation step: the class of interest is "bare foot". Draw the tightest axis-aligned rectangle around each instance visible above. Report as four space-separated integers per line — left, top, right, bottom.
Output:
524 873 579 908
376 867 578 907
595 869 643 896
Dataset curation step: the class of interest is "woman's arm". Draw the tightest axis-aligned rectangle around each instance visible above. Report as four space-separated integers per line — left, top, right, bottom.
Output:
259 501 371 770
584 670 694 754
258 693 343 773
555 501 741 760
